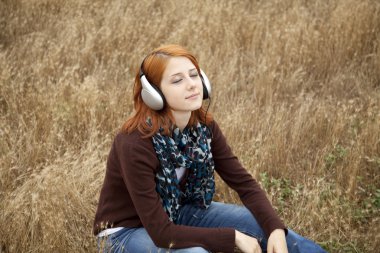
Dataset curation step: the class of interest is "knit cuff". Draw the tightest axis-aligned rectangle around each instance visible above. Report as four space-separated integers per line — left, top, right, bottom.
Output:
211 228 235 253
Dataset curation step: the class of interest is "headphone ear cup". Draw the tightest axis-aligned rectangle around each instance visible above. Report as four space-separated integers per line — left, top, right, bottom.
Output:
200 69 211 100
202 84 209 100
140 74 165 110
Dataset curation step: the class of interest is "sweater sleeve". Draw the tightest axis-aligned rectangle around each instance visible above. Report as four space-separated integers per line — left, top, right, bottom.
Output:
210 121 287 238
115 132 235 253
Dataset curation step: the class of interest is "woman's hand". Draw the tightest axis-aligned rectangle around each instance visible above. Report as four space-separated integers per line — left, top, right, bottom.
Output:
267 229 288 253
235 230 262 253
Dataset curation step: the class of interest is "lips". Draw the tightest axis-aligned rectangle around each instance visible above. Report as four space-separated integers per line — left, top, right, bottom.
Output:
186 93 200 99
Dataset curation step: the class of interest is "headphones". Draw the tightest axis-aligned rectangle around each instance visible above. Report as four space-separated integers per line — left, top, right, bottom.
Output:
140 63 212 111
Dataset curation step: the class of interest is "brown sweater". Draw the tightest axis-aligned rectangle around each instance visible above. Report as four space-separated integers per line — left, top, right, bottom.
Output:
93 121 286 252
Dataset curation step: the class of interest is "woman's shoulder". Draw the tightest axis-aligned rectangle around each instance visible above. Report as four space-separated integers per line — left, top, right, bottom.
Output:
115 128 144 141
208 119 222 136
109 129 159 172
113 129 154 154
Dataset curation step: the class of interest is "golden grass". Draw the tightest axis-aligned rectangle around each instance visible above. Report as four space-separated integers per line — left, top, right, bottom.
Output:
0 0 379 252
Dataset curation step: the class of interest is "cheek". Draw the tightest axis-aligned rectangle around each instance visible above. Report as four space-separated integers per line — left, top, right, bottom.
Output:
161 87 174 99
197 78 203 87
162 88 181 107
198 81 204 96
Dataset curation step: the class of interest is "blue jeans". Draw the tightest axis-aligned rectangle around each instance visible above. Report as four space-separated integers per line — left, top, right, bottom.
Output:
98 202 327 253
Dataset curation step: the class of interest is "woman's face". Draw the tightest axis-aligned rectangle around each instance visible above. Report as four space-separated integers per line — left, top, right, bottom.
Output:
160 56 203 114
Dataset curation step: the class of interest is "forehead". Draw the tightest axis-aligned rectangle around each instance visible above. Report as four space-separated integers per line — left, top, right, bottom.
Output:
163 56 196 76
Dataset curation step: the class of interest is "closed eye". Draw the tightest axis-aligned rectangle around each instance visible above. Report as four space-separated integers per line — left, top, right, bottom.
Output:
171 72 198 84
172 79 182 84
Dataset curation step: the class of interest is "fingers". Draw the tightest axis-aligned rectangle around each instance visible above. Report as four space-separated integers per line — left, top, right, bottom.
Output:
235 230 263 253
267 229 288 253
267 242 273 253
253 238 262 253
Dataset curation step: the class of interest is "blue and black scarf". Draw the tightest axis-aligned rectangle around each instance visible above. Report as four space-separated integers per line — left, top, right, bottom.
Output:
152 123 215 222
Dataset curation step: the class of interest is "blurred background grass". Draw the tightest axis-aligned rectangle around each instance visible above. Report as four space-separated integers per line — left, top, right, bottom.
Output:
0 0 379 252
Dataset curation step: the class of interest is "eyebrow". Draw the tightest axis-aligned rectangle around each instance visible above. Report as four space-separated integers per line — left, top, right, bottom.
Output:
170 68 197 77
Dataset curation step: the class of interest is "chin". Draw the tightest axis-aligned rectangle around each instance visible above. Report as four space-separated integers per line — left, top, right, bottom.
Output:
191 102 203 111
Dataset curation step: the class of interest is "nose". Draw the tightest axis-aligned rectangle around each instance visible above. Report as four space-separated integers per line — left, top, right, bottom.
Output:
187 76 197 90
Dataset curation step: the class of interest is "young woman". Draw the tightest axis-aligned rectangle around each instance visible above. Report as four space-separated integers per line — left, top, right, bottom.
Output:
93 44 327 253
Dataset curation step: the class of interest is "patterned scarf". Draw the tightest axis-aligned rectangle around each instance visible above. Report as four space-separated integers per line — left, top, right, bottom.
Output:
152 122 215 222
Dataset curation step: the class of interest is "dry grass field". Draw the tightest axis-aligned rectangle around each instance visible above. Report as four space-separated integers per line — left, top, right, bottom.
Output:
0 0 379 252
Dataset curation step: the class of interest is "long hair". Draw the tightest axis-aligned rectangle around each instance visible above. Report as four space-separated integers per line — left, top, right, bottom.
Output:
122 44 213 137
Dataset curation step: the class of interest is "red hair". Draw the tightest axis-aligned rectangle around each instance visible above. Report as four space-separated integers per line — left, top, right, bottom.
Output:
122 44 213 137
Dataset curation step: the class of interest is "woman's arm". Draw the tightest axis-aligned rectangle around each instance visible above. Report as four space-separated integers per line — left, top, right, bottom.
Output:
210 121 287 238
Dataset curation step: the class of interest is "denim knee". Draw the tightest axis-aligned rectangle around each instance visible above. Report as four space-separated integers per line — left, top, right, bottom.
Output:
173 246 209 253
285 229 327 253
228 204 266 242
